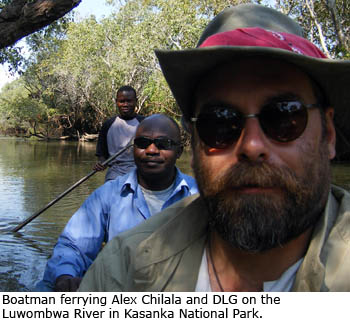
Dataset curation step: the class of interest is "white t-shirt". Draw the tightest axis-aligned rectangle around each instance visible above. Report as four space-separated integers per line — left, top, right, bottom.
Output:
105 117 139 180
140 182 175 216
195 249 303 292
107 116 139 163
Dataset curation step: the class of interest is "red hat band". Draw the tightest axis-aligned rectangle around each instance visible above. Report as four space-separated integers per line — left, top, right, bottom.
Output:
199 27 327 59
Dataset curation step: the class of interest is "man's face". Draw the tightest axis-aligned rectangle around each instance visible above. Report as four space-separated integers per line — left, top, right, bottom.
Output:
192 58 336 252
134 118 182 189
116 90 137 119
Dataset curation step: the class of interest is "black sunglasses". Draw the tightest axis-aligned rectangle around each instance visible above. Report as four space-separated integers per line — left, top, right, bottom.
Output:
134 136 179 150
191 101 319 149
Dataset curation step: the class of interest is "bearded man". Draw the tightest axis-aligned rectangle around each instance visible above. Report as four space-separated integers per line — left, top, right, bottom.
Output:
78 4 350 292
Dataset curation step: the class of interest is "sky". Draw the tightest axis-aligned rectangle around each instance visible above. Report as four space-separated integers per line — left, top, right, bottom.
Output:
73 0 113 20
0 0 113 90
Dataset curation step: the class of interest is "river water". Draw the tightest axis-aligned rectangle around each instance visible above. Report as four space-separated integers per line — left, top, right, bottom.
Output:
0 137 350 292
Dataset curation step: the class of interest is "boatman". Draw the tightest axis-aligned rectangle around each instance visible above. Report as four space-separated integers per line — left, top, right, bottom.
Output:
94 85 145 181
78 3 350 292
36 114 198 291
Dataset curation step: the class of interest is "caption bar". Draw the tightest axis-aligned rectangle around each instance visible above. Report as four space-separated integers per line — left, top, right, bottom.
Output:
0 292 347 323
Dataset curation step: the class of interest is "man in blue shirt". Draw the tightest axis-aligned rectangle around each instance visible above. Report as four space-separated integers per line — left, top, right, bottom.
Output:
36 114 198 291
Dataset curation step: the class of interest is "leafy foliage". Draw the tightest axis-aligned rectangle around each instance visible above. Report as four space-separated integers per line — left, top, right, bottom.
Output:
275 0 350 58
0 0 349 139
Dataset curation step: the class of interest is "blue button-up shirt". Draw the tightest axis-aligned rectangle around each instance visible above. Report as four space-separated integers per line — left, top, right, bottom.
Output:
41 168 198 287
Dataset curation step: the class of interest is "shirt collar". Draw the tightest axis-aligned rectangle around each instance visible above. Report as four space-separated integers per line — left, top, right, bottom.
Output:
173 167 191 193
121 167 190 195
120 169 139 194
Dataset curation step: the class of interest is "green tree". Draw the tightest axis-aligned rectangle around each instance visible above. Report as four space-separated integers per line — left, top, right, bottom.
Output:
11 0 347 141
275 0 350 58
0 79 57 137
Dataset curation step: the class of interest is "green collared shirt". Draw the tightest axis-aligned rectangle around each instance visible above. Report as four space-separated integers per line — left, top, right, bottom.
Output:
79 185 350 292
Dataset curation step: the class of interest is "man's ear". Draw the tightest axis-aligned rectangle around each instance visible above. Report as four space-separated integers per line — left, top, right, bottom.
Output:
324 107 336 159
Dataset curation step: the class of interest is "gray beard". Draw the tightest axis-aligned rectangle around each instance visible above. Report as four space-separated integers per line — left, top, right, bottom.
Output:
193 145 331 252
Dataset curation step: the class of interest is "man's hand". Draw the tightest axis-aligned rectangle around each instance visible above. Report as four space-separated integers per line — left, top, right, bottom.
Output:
93 162 107 171
54 275 82 292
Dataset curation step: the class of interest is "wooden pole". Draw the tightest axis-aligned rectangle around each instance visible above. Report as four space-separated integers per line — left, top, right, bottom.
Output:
11 144 134 232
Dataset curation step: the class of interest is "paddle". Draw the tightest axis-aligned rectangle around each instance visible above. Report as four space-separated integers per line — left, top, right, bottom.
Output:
11 144 134 233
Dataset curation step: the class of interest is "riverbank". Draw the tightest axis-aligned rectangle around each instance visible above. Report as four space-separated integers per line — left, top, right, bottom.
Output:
0 131 99 142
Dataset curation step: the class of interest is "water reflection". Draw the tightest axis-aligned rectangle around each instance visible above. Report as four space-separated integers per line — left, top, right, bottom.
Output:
0 137 349 291
0 137 105 291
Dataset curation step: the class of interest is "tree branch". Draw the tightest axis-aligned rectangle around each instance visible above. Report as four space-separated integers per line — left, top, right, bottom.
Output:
325 0 349 52
0 0 81 49
305 0 331 58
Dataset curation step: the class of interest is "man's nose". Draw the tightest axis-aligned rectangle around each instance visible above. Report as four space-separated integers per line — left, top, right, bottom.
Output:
235 118 270 162
145 143 160 154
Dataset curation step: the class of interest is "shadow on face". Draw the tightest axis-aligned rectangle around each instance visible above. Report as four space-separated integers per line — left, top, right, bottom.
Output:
189 58 335 251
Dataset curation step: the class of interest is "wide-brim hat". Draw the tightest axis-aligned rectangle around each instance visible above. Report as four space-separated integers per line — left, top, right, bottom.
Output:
155 4 350 157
